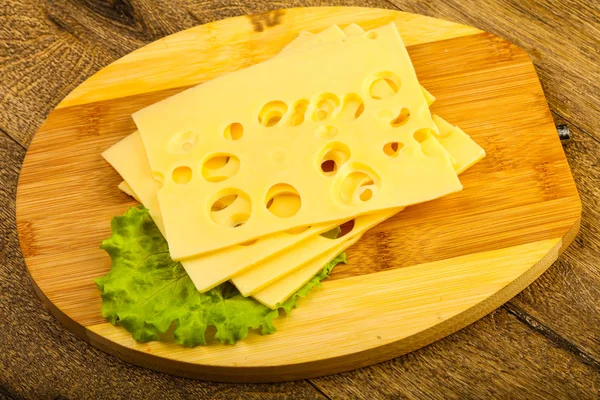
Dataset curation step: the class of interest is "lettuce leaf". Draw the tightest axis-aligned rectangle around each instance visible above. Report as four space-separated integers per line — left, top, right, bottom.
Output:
95 206 345 346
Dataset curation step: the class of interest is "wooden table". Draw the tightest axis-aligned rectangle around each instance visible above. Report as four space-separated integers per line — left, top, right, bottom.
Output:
1 1 599 398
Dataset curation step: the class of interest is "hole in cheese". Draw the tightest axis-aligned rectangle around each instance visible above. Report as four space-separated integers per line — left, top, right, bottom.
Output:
321 159 336 173
338 93 365 121
338 219 356 237
334 162 380 206
211 194 237 211
414 129 429 143
316 125 339 140
168 130 200 153
414 128 444 158
383 141 403 157
210 190 252 228
265 183 301 218
287 99 309 126
202 154 240 182
359 187 373 201
318 142 351 176
224 123 243 140
172 166 192 184
390 108 410 127
367 71 402 100
312 93 340 121
258 101 288 127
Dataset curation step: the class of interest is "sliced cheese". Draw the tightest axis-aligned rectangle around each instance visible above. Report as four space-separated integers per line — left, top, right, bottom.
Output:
421 86 436 107
102 131 164 234
231 209 399 296
268 26 478 180
343 23 365 36
182 221 346 292
279 25 345 53
252 235 361 309
118 181 140 202
133 23 461 258
432 114 486 174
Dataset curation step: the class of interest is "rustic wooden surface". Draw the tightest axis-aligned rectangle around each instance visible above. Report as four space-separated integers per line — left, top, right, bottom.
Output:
1 0 599 398
15 6 583 381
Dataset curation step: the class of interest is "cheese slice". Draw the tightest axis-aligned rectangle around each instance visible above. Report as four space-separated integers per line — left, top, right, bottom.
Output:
252 235 361 309
343 23 365 36
432 114 485 174
133 23 461 258
102 132 165 234
182 222 348 292
279 25 345 54
118 181 140 202
231 209 399 296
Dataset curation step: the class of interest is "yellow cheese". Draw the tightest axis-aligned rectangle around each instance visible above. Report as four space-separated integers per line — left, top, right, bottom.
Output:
280 30 315 52
252 235 361 309
102 131 165 234
132 23 461 258
341 25 436 106
117 181 140 202
279 25 345 53
421 86 436 107
182 221 346 292
432 114 486 174
231 209 399 296
343 23 365 36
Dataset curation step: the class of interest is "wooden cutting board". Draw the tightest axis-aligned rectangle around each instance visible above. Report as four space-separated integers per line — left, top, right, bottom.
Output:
16 6 581 382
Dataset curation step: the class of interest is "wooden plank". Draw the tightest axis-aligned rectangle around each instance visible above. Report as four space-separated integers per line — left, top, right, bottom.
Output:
1 0 596 390
14 8 581 381
509 119 600 361
309 308 600 399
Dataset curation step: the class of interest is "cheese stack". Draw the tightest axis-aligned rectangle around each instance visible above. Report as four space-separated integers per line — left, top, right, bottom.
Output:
102 23 485 309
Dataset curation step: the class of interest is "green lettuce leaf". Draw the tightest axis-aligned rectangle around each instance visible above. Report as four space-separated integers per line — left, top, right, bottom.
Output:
96 206 345 346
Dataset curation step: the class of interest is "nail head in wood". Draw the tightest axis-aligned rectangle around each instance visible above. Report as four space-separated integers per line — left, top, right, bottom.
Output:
557 124 571 145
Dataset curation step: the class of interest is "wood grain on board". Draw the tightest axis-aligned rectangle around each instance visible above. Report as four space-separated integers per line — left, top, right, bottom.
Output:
2 0 599 397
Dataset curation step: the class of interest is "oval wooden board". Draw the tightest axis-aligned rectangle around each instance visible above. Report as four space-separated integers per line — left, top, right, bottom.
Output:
16 6 581 382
